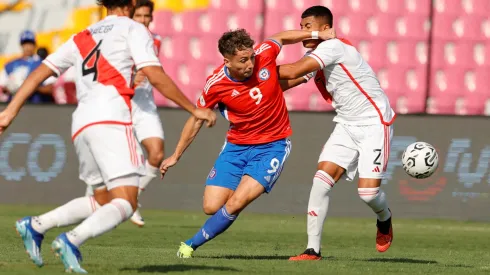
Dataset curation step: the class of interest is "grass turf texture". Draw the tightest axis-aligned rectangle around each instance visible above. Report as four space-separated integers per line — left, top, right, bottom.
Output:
1 205 490 274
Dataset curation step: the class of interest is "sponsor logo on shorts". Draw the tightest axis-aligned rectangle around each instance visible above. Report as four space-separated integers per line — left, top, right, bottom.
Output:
258 68 270 81
208 167 216 179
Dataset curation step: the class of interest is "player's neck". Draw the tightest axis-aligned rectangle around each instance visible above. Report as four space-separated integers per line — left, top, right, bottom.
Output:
106 8 129 17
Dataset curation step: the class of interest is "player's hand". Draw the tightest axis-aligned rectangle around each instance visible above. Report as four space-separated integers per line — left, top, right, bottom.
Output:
319 28 337 40
160 154 179 179
193 108 217 127
0 110 15 135
133 71 146 87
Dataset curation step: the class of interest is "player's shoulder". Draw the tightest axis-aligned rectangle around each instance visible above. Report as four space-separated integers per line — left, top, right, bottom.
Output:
254 39 280 55
317 38 343 48
318 38 354 50
203 65 226 94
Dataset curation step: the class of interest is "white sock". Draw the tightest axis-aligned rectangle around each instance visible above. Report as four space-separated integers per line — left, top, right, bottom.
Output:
138 161 159 195
31 196 100 234
67 198 133 247
307 170 335 254
358 187 391 221
85 185 94 196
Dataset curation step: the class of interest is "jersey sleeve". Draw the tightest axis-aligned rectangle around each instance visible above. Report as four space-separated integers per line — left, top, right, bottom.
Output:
309 39 345 69
254 39 282 60
128 23 161 70
42 37 76 76
302 50 317 82
42 76 57 86
197 86 221 109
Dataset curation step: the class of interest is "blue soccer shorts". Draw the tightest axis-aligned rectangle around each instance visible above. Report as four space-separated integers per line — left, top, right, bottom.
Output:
205 138 292 193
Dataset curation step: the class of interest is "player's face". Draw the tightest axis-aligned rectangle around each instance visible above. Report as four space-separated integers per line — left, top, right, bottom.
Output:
224 48 255 80
300 16 330 49
133 6 152 27
21 42 36 57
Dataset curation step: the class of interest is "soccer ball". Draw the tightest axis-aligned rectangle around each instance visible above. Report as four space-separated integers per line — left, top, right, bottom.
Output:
401 142 439 179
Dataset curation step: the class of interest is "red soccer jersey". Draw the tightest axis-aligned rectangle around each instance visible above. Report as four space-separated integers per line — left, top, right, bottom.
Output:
197 40 292 145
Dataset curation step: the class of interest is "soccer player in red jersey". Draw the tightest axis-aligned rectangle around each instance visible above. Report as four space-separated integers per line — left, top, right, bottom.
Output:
160 28 334 258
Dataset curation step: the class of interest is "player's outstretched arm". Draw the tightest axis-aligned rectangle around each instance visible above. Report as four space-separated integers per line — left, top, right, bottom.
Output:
142 66 216 127
159 115 205 177
279 70 315 92
268 29 335 47
278 57 321 80
0 64 54 134
279 78 307 92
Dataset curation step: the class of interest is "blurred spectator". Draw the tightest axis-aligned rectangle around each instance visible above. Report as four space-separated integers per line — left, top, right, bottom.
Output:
36 47 49 60
0 30 55 103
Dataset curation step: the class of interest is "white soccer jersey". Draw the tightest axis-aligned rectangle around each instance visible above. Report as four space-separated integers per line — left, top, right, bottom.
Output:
42 15 161 138
309 38 395 126
132 33 162 99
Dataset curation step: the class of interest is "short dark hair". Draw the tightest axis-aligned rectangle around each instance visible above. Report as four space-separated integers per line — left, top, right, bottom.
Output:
96 0 132 9
301 6 333 27
135 0 154 14
218 29 255 57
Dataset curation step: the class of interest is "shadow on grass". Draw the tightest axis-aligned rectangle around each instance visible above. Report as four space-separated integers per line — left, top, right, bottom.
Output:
363 258 472 268
364 258 438 264
200 255 335 260
121 264 239 273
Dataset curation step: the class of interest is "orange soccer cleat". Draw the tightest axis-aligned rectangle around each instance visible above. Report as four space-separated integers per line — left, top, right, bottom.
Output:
376 210 393 253
289 248 322 261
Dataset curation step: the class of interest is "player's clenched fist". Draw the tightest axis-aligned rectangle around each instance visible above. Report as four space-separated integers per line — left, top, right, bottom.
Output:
133 70 146 87
159 154 179 178
318 28 336 40
192 108 216 127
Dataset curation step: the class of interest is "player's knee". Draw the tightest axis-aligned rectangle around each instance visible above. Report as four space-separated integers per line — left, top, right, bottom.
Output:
108 176 140 211
147 150 164 167
358 187 381 204
202 202 221 215
317 161 345 182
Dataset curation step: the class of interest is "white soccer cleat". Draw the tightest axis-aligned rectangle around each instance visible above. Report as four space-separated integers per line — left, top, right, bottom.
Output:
130 209 145 227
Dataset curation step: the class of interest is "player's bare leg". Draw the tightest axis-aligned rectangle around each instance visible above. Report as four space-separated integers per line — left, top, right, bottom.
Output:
178 175 264 258
289 161 344 261
203 186 234 215
358 178 392 252
131 137 164 227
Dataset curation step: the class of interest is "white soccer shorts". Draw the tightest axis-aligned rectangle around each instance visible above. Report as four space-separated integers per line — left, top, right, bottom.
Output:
74 124 145 189
318 123 393 180
131 89 164 142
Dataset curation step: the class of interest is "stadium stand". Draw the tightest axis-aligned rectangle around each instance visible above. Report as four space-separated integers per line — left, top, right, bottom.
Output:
0 0 488 115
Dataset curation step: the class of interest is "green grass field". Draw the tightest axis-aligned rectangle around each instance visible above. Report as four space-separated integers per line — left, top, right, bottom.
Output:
1 205 490 274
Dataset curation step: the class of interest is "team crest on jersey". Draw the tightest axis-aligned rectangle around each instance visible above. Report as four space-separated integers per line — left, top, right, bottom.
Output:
199 95 205 106
258 68 270 81
208 167 217 179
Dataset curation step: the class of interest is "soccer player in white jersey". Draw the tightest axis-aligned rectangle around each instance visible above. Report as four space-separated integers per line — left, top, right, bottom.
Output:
128 0 162 227
84 0 162 227
278 6 396 260
0 0 216 273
